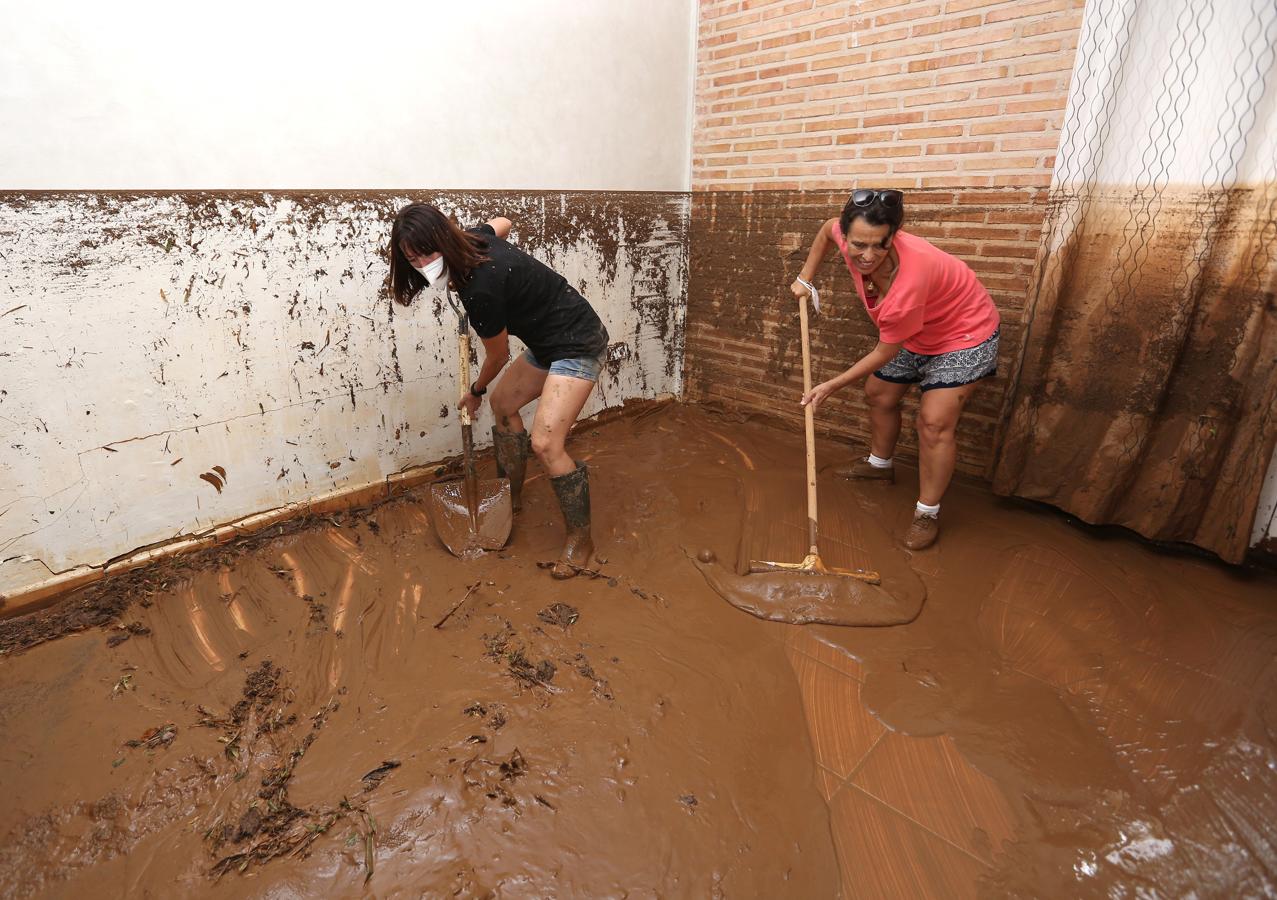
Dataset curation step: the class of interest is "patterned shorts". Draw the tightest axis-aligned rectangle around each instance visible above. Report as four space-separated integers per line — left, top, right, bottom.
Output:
874 330 999 392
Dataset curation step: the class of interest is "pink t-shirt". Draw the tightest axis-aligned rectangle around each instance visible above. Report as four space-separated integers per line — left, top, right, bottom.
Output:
832 224 1000 355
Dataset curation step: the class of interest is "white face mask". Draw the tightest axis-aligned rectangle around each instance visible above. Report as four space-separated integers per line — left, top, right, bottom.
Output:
414 256 447 287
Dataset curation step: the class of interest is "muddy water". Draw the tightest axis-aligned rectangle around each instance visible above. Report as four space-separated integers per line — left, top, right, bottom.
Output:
2 403 1276 897
0 404 838 898
428 475 514 558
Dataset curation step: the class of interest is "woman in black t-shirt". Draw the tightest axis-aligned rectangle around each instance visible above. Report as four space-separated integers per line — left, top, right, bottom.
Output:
389 202 608 578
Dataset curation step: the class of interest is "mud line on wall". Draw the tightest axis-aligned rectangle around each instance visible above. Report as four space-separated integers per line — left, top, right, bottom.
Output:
0 190 689 600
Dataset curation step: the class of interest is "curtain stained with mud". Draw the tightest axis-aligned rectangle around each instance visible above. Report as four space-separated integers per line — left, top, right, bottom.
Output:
992 0 1277 563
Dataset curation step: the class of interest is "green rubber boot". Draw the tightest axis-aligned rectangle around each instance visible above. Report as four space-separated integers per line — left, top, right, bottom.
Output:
549 461 593 579
491 427 531 512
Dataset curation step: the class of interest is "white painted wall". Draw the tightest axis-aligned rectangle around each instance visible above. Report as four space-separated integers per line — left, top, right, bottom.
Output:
0 192 688 598
0 0 696 191
1049 0 1277 550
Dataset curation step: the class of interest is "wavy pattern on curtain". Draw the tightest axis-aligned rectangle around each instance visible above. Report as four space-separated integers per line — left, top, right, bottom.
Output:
992 0 1277 562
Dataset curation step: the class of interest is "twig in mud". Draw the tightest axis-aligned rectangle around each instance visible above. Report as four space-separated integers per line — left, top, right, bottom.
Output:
433 580 482 629
360 809 377 884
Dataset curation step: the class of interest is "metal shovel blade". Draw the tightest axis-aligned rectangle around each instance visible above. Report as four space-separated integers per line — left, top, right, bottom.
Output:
428 476 513 558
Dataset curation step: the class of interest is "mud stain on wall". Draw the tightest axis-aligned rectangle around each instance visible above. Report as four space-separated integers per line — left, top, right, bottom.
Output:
0 190 689 599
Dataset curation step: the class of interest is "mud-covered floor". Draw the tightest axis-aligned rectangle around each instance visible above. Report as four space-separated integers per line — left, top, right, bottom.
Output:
2 403 1275 898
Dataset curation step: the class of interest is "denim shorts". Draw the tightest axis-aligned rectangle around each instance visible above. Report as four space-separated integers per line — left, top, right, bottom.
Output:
523 349 604 383
874 330 999 391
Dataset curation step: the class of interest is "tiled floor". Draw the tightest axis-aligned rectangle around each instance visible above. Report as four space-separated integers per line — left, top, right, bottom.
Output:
784 626 1018 898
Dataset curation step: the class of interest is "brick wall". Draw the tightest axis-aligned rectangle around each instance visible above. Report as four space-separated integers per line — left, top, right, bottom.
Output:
694 0 1082 190
686 0 1084 475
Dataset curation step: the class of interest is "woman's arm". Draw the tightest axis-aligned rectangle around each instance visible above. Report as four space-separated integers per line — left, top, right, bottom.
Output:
801 341 901 409
790 217 840 300
458 330 511 416
486 217 513 239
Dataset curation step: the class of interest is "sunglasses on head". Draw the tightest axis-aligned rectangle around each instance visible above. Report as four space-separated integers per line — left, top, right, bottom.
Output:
850 188 903 208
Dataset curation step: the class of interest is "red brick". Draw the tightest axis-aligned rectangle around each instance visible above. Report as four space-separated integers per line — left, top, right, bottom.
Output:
737 80 787 97
1003 97 1066 114
970 117 1049 134
934 64 1010 86
806 117 866 132
814 18 868 39
891 159 958 172
861 144 925 158
781 135 836 148
713 71 759 87
762 0 820 21
752 122 805 135
808 82 870 101
712 41 762 60
903 89 973 107
1022 14 1084 36
852 24 911 45
874 4 943 26
736 49 796 68
985 0 1078 22
758 62 810 80
786 72 840 89
898 124 966 139
925 140 996 154
761 30 811 49
931 103 1008 123
827 162 892 174
910 14 982 37
939 25 1016 49
983 38 1067 61
908 51 979 72
1012 57 1076 76
999 134 1060 151
788 39 849 59
944 0 1012 11
809 51 872 70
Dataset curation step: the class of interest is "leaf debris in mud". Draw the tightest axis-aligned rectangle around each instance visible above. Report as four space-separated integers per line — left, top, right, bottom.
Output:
105 621 152 648
536 602 579 628
507 648 556 686
360 759 401 791
125 723 177 750
207 685 357 880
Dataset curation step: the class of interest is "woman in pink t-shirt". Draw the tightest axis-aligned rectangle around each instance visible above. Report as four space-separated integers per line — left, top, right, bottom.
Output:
791 189 1000 550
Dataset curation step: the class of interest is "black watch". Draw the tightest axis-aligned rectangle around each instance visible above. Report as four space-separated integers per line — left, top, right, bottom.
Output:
469 382 487 397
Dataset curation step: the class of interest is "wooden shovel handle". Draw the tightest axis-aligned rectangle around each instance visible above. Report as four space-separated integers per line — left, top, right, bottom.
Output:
798 293 819 553
456 312 479 529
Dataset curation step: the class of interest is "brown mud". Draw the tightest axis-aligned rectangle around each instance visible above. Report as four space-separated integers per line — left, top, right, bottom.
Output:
2 403 1276 897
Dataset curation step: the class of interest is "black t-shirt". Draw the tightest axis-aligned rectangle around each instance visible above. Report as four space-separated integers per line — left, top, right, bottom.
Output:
458 225 608 365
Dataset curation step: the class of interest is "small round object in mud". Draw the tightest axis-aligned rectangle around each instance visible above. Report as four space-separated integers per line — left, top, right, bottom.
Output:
696 549 716 564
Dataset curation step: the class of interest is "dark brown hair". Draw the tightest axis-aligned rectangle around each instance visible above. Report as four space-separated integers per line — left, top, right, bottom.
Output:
388 203 490 305
838 189 905 239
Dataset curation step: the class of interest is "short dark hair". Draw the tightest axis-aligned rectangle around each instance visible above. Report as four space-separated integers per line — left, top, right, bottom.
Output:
839 190 905 237
388 203 490 306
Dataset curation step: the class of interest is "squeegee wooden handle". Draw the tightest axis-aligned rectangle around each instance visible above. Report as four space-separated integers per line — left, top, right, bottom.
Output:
798 294 819 552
